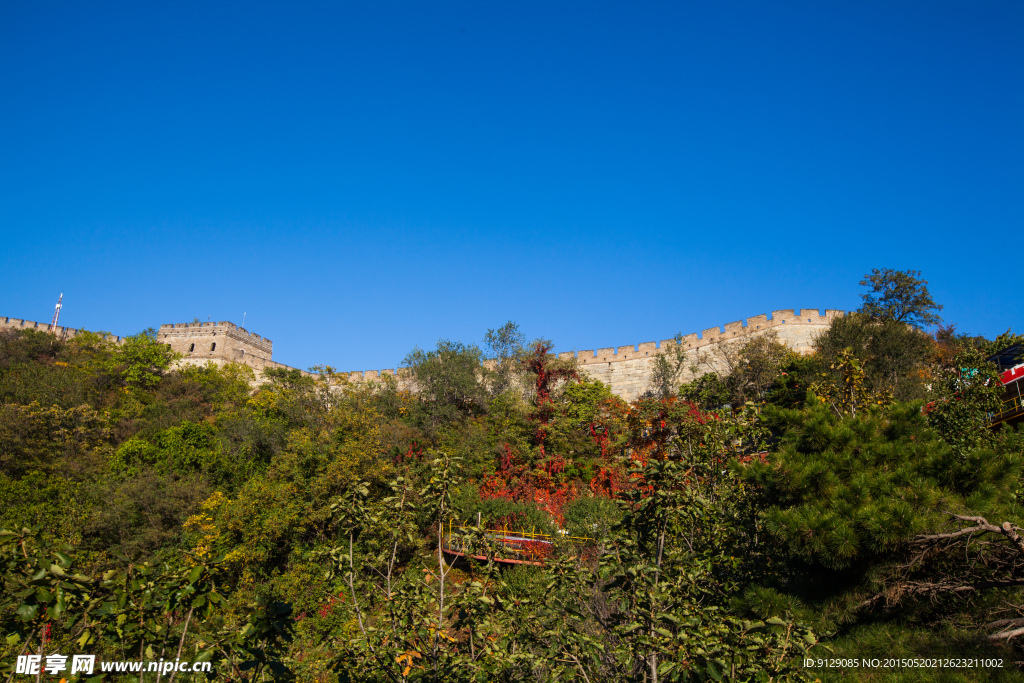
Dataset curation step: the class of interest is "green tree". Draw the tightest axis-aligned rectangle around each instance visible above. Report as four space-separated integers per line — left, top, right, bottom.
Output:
858 268 943 328
813 312 933 401
606 455 817 682
731 330 793 404
111 328 178 389
683 331 792 407
924 346 1003 455
741 394 1024 653
404 340 487 431
0 527 296 682
678 372 732 410
649 334 687 399
483 321 528 398
746 399 953 572
811 347 891 417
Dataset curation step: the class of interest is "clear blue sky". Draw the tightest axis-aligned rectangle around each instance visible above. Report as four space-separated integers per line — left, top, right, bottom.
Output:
1 1 1021 372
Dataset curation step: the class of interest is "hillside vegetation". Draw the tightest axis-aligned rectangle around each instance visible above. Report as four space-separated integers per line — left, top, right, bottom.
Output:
2 271 1023 682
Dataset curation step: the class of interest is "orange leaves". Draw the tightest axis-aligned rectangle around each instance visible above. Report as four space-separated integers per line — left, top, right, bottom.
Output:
395 650 422 677
479 473 511 501
589 466 618 498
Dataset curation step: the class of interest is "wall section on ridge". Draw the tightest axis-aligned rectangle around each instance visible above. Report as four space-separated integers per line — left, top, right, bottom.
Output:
0 317 122 342
565 308 841 401
3 307 843 400
343 308 844 401
159 322 272 364
0 317 309 382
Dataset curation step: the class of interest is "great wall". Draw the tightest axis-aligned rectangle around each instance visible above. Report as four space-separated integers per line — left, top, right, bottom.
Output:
1 308 843 401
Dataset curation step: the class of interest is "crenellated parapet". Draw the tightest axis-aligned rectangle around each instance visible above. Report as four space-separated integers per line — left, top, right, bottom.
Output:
2 307 843 401
0 317 123 342
566 308 843 367
340 308 843 401
554 308 843 400
158 321 273 363
1 316 289 377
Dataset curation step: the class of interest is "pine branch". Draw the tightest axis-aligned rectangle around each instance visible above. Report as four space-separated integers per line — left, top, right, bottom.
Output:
913 514 1024 560
859 579 1024 610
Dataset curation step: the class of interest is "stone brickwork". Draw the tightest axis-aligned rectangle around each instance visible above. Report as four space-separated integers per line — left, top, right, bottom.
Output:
563 308 843 401
0 317 304 380
158 322 273 368
342 308 844 401
2 307 843 401
0 317 123 343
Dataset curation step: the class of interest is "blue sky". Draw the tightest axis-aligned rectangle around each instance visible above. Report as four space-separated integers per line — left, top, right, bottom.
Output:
1 1 1021 372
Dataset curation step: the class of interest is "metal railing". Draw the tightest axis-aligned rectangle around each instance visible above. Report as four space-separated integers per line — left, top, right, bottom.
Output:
441 520 592 565
992 394 1024 426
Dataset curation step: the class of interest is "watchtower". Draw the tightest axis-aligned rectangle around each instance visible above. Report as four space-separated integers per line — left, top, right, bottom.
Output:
158 321 273 367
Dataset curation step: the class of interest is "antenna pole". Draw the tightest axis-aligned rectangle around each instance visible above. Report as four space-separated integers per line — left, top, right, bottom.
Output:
242 312 246 328
50 293 63 335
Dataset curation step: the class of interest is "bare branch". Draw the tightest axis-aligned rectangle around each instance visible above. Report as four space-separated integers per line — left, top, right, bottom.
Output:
915 525 998 543
859 579 1024 610
914 514 1024 560
346 533 371 648
558 653 593 683
984 618 1024 632
5 628 36 683
167 606 194 683
1000 521 1024 557
988 625 1024 641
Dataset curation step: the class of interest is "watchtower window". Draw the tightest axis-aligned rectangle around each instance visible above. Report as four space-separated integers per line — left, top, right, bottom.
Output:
210 343 216 352
188 343 194 352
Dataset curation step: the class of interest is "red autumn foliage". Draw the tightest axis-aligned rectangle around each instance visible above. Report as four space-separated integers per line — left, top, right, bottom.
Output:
479 463 574 525
316 591 347 619
395 440 424 464
526 343 578 457
589 422 611 458
500 442 515 471
513 539 553 561
735 450 769 465
544 453 565 476
476 347 583 525
589 466 618 497
479 472 513 501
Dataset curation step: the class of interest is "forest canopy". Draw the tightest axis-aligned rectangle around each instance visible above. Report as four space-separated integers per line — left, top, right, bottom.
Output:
2 272 1023 682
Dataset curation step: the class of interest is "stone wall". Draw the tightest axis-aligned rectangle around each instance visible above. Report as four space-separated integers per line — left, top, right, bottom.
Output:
566 308 842 400
158 322 273 367
341 308 843 401
0 317 123 343
2 307 843 400
0 317 303 380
